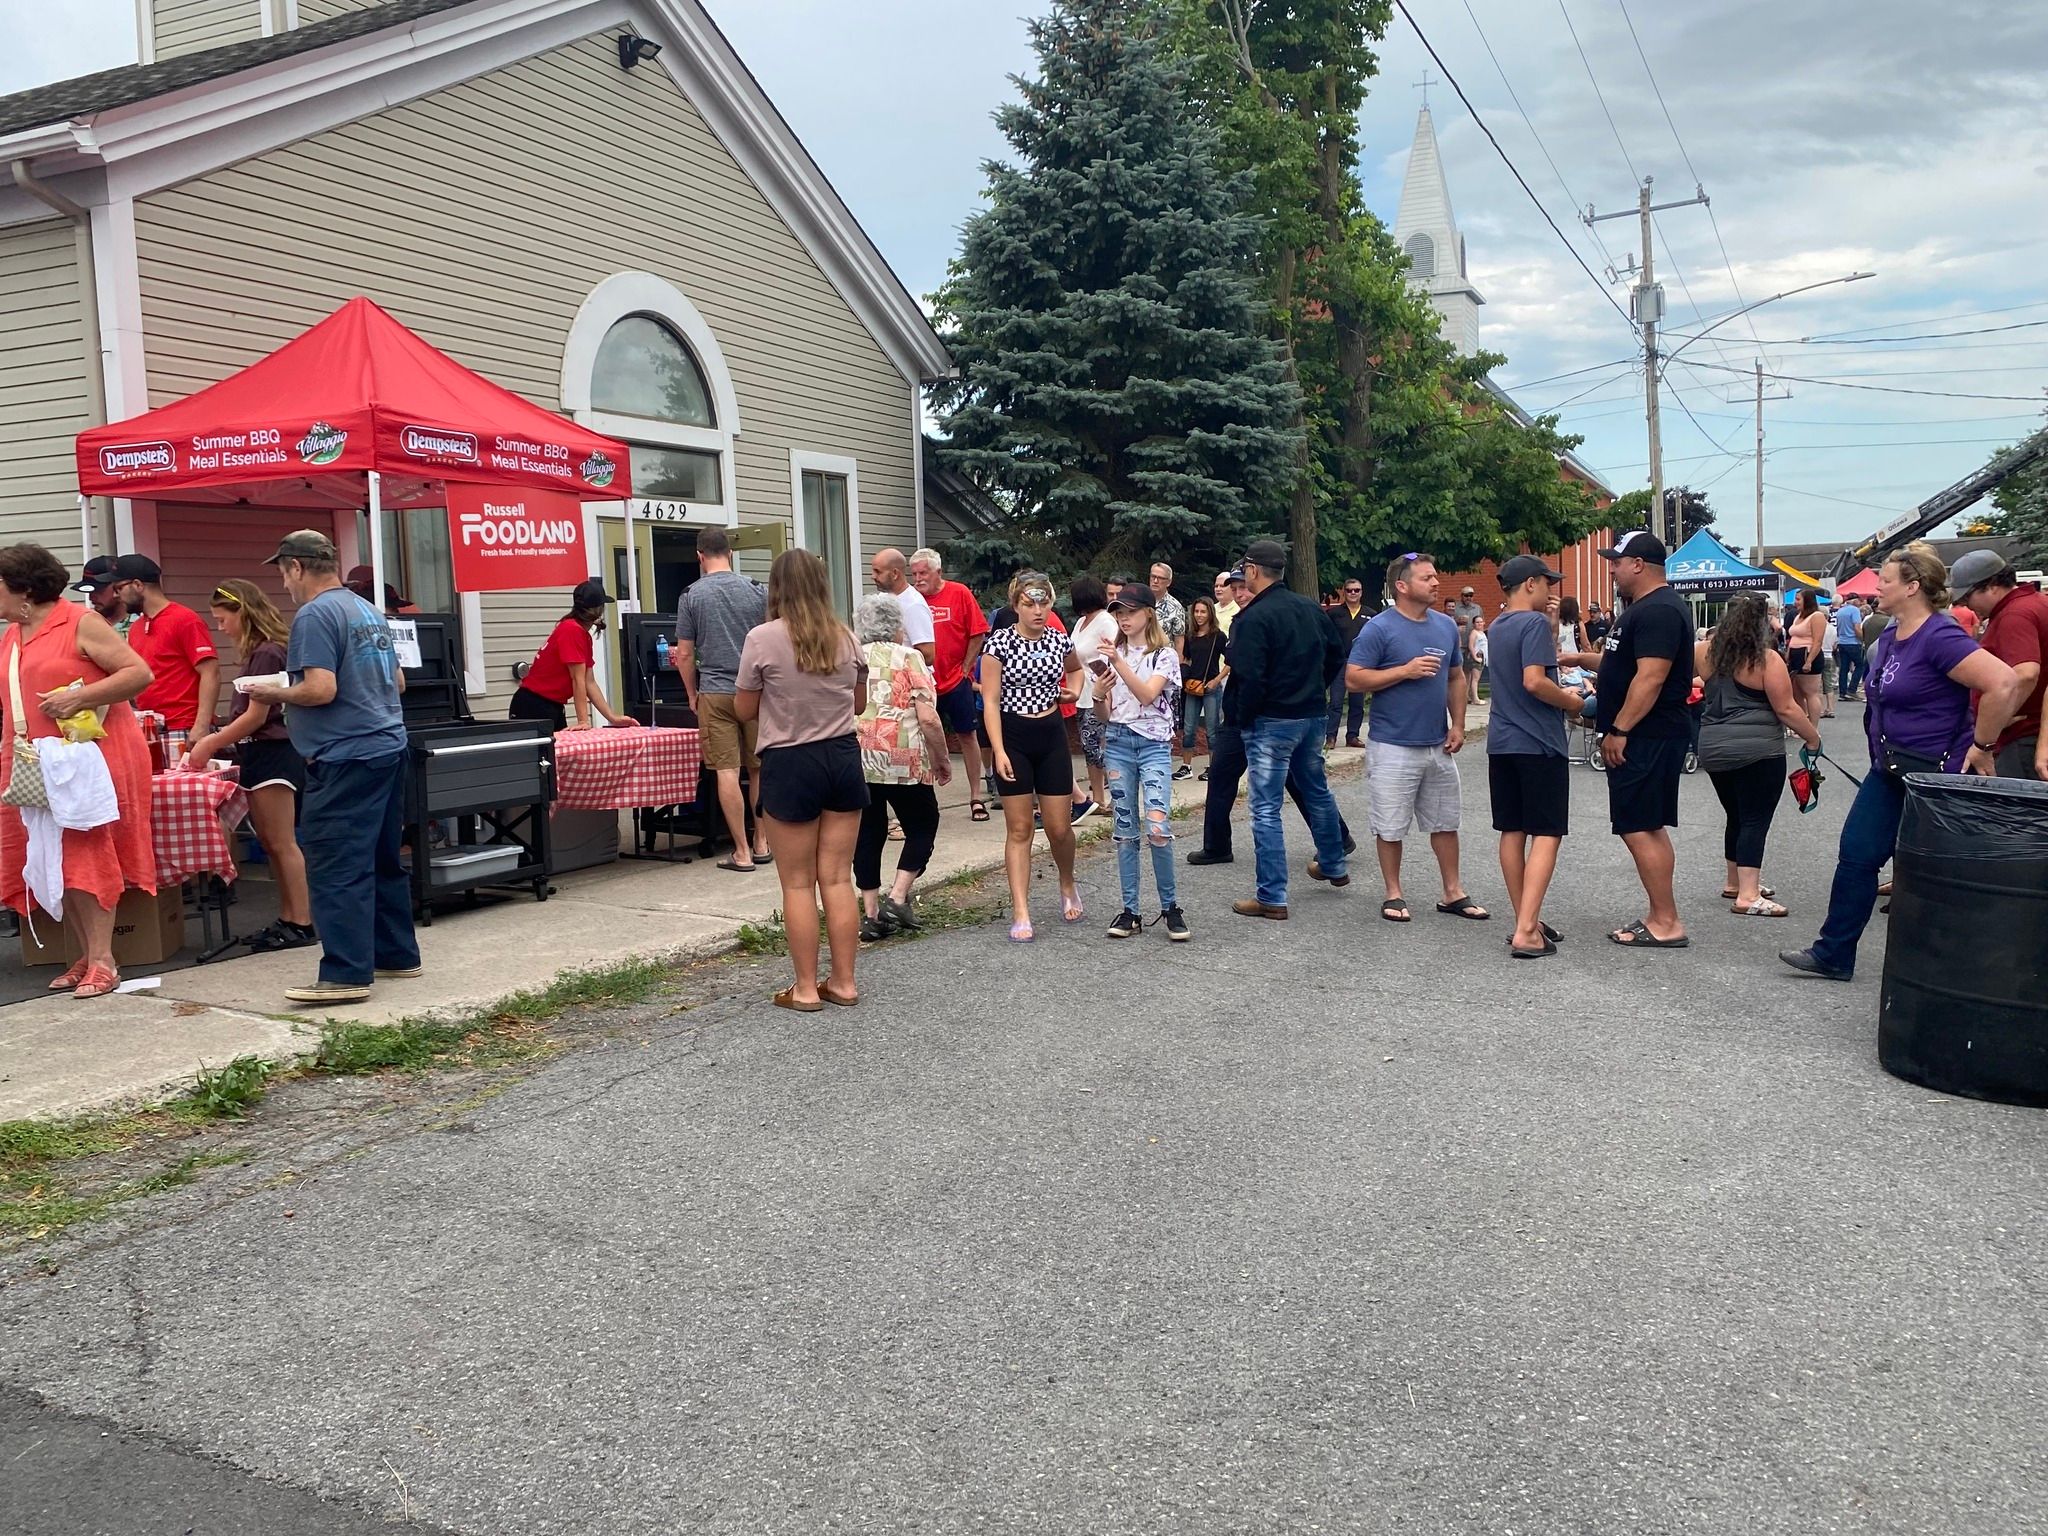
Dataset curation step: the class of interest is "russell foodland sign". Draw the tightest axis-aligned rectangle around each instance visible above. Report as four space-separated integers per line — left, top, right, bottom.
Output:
445 483 588 593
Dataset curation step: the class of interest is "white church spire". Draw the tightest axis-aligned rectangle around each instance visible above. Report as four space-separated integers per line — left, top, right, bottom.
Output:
1391 105 1485 355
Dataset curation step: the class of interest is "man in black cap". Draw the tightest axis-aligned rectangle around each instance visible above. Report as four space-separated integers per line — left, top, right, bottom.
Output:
1594 529 1694 948
1221 538 1350 919
249 529 419 1006
71 556 131 637
113 553 218 739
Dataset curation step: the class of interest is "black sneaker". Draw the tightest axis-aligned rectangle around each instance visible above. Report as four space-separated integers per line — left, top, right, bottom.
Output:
1186 848 1233 866
1106 909 1142 940
860 914 896 943
1172 764 1193 780
1159 905 1191 941
880 895 919 931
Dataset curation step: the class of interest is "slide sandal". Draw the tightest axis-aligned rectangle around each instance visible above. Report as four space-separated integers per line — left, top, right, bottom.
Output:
1509 938 1558 960
1008 920 1035 943
716 857 756 873
772 986 822 1013
1609 919 1689 949
1504 922 1562 948
971 800 991 823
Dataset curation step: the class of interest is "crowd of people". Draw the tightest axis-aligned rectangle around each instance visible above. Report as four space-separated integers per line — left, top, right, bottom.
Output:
2 516 2039 1011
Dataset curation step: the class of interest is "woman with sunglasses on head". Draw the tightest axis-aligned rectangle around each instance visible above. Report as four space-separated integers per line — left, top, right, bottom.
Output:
186 580 315 951
1781 543 2021 982
981 571 1083 941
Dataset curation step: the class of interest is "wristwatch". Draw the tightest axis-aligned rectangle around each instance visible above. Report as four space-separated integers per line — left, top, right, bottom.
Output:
1606 725 1629 738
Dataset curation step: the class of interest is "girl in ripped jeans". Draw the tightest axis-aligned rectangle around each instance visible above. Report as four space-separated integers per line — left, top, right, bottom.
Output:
1094 589 1189 942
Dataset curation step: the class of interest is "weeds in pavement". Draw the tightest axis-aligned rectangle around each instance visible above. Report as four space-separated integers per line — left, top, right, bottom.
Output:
175 1056 273 1121
734 911 788 955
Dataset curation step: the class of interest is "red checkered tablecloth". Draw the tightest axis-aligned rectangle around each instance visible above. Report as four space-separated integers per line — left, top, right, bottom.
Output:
152 766 249 885
551 726 702 812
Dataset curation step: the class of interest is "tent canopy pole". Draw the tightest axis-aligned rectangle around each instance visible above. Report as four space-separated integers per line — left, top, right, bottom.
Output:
367 470 390 614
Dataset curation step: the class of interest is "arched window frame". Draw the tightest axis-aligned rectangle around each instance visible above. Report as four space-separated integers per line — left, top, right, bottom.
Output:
1404 233 1436 280
561 271 742 527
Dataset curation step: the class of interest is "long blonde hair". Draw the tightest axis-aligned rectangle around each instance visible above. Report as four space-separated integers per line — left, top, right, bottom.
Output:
767 549 852 675
210 577 290 652
1115 604 1169 657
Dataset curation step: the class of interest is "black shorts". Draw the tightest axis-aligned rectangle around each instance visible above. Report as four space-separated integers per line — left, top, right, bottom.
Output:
1489 752 1569 837
936 678 980 735
756 735 870 824
1607 734 1685 835
991 710 1073 798
509 686 568 731
236 737 307 795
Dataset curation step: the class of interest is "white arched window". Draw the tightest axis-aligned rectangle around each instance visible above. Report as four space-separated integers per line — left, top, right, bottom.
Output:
562 272 741 525
1404 233 1436 280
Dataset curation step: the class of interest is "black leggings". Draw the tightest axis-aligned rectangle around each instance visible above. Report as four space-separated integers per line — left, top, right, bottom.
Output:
1709 755 1787 869
855 782 941 891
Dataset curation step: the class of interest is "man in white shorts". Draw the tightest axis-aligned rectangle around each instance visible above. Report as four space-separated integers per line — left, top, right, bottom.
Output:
1345 552 1488 924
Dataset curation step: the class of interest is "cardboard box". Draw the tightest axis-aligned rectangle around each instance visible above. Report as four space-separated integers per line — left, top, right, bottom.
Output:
18 886 186 969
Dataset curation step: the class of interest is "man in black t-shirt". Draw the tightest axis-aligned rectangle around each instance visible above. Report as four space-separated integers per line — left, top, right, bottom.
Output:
1594 530 1695 948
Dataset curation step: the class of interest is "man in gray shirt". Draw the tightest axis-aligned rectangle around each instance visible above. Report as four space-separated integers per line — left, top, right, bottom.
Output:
676 526 769 869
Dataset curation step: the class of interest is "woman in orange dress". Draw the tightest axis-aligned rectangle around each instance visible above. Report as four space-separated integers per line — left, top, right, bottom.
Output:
0 544 156 997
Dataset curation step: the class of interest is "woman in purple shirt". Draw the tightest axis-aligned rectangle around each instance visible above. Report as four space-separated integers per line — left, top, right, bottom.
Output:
1782 543 2020 982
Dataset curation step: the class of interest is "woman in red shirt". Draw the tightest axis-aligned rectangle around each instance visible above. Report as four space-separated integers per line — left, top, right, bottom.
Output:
511 579 631 731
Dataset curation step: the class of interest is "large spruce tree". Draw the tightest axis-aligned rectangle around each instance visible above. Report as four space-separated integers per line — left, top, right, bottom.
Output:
929 0 1302 582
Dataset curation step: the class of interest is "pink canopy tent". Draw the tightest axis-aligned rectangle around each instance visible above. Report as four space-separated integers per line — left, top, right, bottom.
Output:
75 298 633 607
1835 566 1881 599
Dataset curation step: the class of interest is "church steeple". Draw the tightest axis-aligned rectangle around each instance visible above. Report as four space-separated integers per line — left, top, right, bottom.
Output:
1391 105 1485 356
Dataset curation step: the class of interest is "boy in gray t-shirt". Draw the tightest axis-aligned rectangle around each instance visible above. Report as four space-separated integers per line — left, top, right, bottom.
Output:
674 528 772 867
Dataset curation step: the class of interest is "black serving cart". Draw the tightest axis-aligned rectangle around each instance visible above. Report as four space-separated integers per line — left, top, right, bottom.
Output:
400 614 554 921
618 610 731 859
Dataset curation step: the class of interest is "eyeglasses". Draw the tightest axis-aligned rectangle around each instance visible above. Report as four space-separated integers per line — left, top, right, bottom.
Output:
211 587 243 609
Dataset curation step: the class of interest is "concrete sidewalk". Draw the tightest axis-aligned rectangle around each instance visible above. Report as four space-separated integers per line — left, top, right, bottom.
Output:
0 714 1484 1121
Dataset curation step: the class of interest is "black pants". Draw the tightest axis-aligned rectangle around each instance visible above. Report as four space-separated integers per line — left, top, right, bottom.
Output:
855 782 941 891
1708 755 1786 869
1201 719 1353 856
509 686 567 731
299 751 420 987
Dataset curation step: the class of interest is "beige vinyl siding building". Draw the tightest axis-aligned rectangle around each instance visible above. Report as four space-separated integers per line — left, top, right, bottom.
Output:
0 219 93 569
295 0 387 19
124 27 921 714
148 0 265 60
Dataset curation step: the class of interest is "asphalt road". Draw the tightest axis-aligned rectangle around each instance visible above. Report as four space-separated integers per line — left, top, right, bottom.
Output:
4 700 2044 1535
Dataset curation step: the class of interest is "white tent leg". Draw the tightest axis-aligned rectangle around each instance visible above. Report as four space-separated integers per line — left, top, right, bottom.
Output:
78 495 92 563
367 470 389 608
622 495 639 614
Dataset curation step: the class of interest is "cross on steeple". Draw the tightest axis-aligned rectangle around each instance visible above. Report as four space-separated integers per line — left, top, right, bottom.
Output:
1412 68 1438 106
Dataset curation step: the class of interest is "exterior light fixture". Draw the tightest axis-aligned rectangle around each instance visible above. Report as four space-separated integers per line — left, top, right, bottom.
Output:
617 33 661 69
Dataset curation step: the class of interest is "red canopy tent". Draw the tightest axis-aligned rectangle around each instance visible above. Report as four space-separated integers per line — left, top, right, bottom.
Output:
76 297 632 606
1835 566 1881 599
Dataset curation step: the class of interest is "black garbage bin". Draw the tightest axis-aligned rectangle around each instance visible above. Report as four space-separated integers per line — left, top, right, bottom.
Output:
1879 773 2048 1106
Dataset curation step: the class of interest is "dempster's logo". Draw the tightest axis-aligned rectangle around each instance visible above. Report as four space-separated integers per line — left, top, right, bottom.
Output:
98 441 175 477
401 425 479 463
579 450 617 489
297 422 348 466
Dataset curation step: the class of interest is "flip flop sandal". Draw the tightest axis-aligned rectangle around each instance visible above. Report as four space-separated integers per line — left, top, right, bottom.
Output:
47 958 91 991
820 986 860 1008
1381 898 1411 923
772 986 823 1013
971 800 991 823
1436 895 1491 920
1008 920 1035 943
1734 898 1789 917
1719 883 1775 901
754 851 774 865
1609 919 1689 949
73 964 121 999
1509 937 1559 960
1504 922 1563 948
716 857 757 872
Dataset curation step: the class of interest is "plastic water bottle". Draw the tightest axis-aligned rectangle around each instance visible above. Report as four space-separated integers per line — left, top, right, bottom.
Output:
655 635 671 671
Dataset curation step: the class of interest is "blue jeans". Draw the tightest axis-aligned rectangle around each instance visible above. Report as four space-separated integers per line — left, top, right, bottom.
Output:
1180 688 1221 751
1245 715 1348 907
1326 676 1364 741
1837 643 1864 697
1104 724 1176 912
299 751 421 987
1810 767 1906 978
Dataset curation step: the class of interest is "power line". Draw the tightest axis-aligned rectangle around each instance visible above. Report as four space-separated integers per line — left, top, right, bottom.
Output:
1670 360 2048 380
1669 357 2048 402
1762 482 1909 513
1557 0 1637 180
1390 0 1638 334
1802 299 2048 341
1500 356 1640 391
1663 317 2048 347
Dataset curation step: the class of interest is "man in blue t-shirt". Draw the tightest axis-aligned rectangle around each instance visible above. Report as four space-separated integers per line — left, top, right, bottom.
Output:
1833 594 1867 700
251 530 419 1006
1346 552 1487 924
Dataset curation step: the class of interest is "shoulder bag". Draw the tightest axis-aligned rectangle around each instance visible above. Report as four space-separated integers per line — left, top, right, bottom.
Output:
1 639 49 810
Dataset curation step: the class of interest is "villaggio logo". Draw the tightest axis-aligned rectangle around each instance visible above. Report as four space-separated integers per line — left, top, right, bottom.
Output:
97 440 175 477
579 450 617 489
297 422 348 466
401 425 479 463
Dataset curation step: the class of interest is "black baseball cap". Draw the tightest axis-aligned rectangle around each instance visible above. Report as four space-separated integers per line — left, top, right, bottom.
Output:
572 578 613 609
1599 529 1668 564
111 553 162 584
72 556 121 593
1108 585 1156 611
1498 554 1564 588
1243 537 1289 572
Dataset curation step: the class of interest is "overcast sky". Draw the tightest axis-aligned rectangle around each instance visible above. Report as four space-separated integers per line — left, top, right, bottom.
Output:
9 0 2047 549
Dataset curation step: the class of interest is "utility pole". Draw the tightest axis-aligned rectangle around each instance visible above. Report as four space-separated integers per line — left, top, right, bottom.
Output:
1729 365 1791 565
1587 177 1710 548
